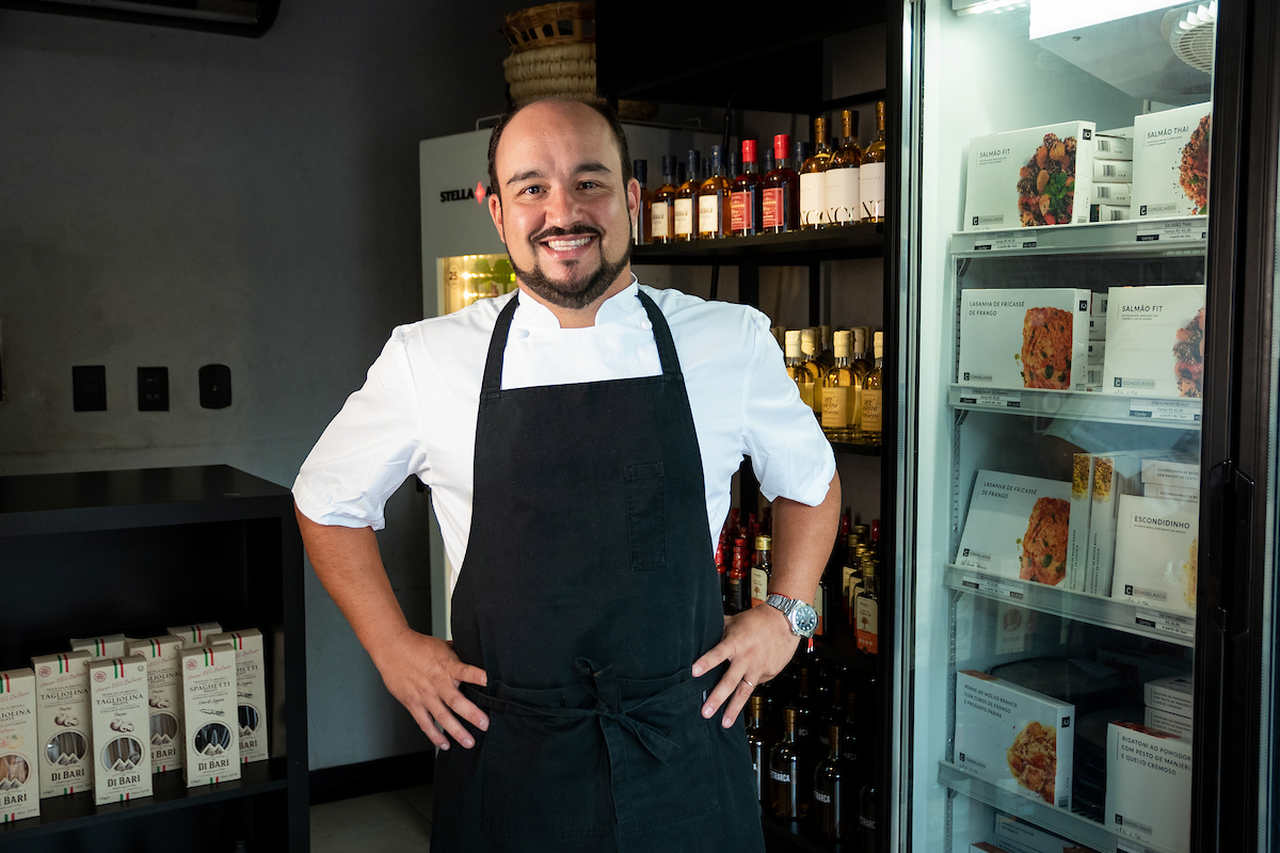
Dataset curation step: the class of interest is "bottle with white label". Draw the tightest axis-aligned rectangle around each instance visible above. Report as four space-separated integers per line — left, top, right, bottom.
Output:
649 155 677 245
855 558 879 655
785 330 817 410
697 144 730 239
859 101 887 222
822 330 856 440
800 116 833 229
825 108 863 225
858 331 884 444
674 149 701 242
750 535 772 608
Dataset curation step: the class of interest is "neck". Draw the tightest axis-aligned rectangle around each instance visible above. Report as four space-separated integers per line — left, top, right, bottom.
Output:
517 265 635 328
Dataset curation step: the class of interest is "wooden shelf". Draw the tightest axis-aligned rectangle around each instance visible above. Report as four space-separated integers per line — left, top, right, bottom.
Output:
631 224 885 266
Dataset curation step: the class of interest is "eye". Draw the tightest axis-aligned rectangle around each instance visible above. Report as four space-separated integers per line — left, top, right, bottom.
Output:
519 185 543 197
579 180 600 190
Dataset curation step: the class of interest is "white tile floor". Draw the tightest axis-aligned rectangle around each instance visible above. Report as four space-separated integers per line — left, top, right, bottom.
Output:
311 785 433 852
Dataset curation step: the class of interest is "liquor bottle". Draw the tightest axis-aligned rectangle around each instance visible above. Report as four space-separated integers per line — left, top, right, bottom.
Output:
675 150 701 242
650 155 677 245
631 159 649 246
791 667 814 744
814 574 829 637
761 134 798 233
821 330 857 440
860 100 887 223
857 768 881 852
715 534 729 611
784 330 816 410
726 537 749 614
677 160 688 187
859 331 884 445
730 139 763 237
855 558 879 655
800 329 823 415
826 108 863 226
769 707 803 825
850 327 872 434
745 695 768 805
698 144 731 240
818 324 834 369
763 146 776 177
870 518 882 562
750 535 772 609
800 115 833 229
813 723 845 841
843 536 864 626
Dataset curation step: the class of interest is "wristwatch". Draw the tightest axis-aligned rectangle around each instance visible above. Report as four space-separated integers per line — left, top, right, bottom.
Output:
765 593 818 639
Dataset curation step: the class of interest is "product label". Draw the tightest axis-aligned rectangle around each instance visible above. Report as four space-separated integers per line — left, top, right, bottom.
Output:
650 201 672 239
730 190 753 232
698 195 721 235
825 167 861 224
750 568 768 609
855 597 878 653
673 198 694 237
821 386 852 429
762 188 783 229
860 390 883 432
769 769 791 784
800 172 828 227
860 163 886 219
795 378 815 409
814 790 833 805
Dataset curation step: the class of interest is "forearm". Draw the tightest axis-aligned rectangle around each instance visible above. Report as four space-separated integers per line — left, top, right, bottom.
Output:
768 472 842 604
294 503 411 664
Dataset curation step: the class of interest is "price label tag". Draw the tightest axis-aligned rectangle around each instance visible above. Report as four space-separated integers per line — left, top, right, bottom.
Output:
997 582 1027 602
1134 608 1195 641
956 390 1023 409
970 233 1037 252
1135 219 1208 244
1128 398 1202 423
960 576 982 591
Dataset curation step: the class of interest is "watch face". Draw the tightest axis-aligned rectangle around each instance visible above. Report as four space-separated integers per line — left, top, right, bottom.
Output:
792 603 819 636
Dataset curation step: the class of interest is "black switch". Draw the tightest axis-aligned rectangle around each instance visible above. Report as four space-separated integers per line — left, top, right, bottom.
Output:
72 365 107 411
137 366 169 411
199 363 232 409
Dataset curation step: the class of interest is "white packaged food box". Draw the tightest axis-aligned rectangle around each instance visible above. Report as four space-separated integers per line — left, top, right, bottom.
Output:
958 289 1091 391
89 657 152 805
994 813 1100 853
1144 707 1193 740
1112 495 1199 616
1141 459 1200 489
207 630 269 763
1090 292 1109 317
1105 722 1192 853
1067 455 1094 593
1104 285 1206 398
1088 315 1106 341
964 121 1096 231
1133 102 1211 218
0 668 40 823
1085 454 1144 597
127 636 184 773
957 471 1078 588
70 635 128 659
1091 182 1131 204
955 671 1074 809
1144 675 1194 719
32 651 93 798
1092 159 1132 183
1090 203 1130 223
1094 133 1134 160
168 623 222 649
1145 484 1199 505
181 647 240 787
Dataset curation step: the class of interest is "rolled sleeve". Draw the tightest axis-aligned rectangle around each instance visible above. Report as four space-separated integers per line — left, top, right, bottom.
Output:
740 311 836 506
292 328 428 530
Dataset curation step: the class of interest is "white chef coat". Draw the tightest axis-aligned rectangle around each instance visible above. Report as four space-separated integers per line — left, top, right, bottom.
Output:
293 276 836 599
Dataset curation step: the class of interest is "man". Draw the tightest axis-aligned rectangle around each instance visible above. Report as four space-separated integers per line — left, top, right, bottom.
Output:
293 98 839 851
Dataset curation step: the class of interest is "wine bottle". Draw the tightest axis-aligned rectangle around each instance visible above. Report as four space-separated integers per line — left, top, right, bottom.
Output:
769 707 803 825
674 150 701 242
730 139 763 237
813 723 845 841
750 535 772 609
800 115 833 229
726 537 749 614
745 695 768 805
761 134 798 233
650 155 678 245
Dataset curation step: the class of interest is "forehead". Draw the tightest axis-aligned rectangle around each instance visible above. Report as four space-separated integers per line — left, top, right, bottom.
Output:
495 102 621 179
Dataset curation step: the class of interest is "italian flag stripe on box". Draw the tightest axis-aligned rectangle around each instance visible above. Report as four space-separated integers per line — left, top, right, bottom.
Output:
113 659 125 679
1 672 10 693
95 638 105 656
59 654 69 673
203 648 214 666
150 639 160 657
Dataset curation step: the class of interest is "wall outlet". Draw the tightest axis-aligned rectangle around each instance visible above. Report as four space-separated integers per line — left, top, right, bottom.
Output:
72 365 107 411
199 364 231 409
137 366 169 411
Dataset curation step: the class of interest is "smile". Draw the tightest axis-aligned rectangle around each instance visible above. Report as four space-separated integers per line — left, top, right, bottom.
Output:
538 234 598 260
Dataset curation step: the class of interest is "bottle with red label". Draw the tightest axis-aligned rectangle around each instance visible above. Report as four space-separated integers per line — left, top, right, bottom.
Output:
726 537 750 614
761 133 799 233
730 139 763 237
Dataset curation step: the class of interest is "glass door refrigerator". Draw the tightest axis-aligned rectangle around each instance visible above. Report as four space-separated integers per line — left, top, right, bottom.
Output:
892 1 1280 851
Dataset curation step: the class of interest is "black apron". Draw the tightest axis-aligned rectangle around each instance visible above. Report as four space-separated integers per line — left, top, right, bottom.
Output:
430 289 765 853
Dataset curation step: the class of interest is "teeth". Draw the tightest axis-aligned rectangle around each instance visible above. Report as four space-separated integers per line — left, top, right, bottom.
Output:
546 237 591 251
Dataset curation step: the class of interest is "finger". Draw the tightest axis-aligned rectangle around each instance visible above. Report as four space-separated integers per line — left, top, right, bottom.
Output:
691 638 733 679
443 687 490 732
426 696 476 749
408 704 450 751
701 658 748 720
720 677 756 729
452 662 488 688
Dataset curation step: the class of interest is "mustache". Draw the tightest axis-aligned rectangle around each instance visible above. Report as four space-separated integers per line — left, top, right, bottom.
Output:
529 224 602 243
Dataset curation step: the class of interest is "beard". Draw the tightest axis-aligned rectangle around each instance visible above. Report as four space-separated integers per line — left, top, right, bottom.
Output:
509 218 632 310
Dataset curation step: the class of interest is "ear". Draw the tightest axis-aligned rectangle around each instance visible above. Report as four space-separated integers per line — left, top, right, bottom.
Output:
626 177 642 223
488 191 505 243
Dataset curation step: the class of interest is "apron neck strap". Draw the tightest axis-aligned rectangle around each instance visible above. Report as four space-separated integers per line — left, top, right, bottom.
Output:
480 288 685 397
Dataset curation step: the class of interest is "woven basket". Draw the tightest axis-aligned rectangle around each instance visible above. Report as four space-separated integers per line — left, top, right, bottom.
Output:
504 43 597 106
502 2 594 53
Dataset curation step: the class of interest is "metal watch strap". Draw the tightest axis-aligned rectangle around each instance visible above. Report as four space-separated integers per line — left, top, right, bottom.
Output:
765 593 796 618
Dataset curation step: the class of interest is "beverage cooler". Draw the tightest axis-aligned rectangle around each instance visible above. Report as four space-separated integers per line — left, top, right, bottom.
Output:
890 1 1280 852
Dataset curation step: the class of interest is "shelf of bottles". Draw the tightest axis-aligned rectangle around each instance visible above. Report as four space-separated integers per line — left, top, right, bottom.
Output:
775 325 885 455
718 507 883 847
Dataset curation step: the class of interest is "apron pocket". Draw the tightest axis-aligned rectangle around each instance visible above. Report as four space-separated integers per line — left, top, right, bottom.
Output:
623 461 666 573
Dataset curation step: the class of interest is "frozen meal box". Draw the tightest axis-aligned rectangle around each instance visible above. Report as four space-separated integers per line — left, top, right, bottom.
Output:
1134 102 1211 218
89 657 152 805
1090 292 1109 317
1145 484 1199 504
1112 495 1199 616
1141 459 1199 489
207 630 269 763
1090 204 1129 223
964 121 1096 230
1091 159 1131 183
70 635 128 659
181 646 240 788
1144 707 1192 740
1105 722 1191 853
1094 133 1133 160
168 623 222 649
0 668 40 823
1067 455 1093 593
958 289 1091 391
955 671 1074 808
1091 183 1131 204
1104 285 1206 398
1088 315 1105 341
1144 675 1194 719
127 636 184 773
994 814 1100 853
32 651 93 798
957 471 1079 587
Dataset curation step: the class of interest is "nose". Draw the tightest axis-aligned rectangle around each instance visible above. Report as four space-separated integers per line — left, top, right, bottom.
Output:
543 181 583 228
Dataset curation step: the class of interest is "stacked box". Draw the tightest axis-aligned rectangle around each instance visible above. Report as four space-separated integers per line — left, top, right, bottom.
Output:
1133 102 1212 218
957 471 1079 588
181 646 240 788
168 623 222 649
1144 706 1193 740
1103 285 1207 399
1085 342 1106 391
1105 722 1192 853
0 668 40 823
89 657 152 805
1145 675 1193 718
1112 495 1199 616
127 636 185 773
964 121 1097 230
70 635 128 659
955 671 1074 809
1090 132 1133 222
207 630 269 763
958 289 1092 392
32 651 94 798
994 814 1101 853
1143 459 1200 503
1067 455 1093 592
1085 455 1146 597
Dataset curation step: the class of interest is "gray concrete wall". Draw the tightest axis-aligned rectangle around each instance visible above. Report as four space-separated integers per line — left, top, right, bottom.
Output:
0 0 512 769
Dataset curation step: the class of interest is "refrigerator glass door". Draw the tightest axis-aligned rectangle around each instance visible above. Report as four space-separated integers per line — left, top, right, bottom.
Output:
899 3 1219 852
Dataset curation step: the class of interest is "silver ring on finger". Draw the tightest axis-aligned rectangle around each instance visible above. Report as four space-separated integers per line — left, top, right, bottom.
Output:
742 678 754 688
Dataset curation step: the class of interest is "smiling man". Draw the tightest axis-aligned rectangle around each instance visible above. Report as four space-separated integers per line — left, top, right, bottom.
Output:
293 98 839 851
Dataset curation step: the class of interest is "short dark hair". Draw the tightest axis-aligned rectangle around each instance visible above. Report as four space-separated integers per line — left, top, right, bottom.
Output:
486 98 633 204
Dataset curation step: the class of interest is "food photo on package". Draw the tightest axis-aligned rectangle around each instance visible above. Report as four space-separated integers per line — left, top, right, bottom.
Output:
957 470 1080 588
958 289 1091 392
1133 102 1211 218
1104 285 1206 399
963 121 1096 230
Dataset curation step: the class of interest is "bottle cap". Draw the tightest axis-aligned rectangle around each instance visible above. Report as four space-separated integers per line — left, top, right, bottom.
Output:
800 328 817 356
848 532 859 548
687 149 701 182
728 150 740 180
709 144 722 175
661 154 674 180
834 330 852 357
874 331 884 359
755 534 771 551
853 327 867 354
784 329 801 358
794 140 809 164
814 115 827 143
764 148 776 173
773 133 790 163
633 159 647 186
742 138 758 164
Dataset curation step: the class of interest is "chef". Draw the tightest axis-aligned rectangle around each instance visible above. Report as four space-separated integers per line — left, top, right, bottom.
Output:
292 97 840 852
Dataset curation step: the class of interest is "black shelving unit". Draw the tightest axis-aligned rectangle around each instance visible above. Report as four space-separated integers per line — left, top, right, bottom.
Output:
0 465 308 853
631 225 885 266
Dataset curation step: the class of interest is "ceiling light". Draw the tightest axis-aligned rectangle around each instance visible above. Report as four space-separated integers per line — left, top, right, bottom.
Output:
953 0 1029 16
1029 0 1183 39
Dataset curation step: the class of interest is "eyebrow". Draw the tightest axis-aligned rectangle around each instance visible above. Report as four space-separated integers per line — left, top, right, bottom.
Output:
504 161 614 186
